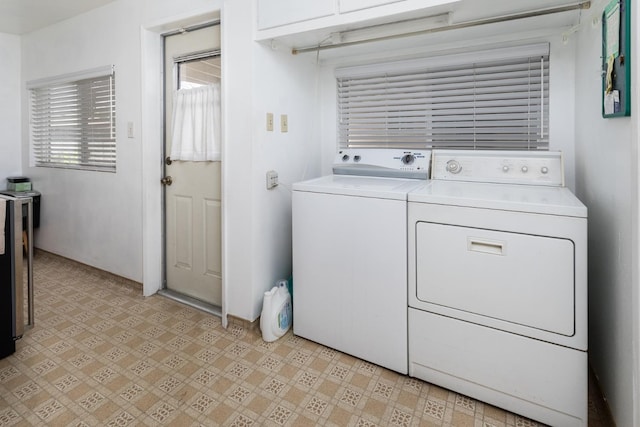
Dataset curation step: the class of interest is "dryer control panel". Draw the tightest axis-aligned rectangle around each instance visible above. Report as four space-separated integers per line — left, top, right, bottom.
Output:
333 149 430 179
431 150 564 186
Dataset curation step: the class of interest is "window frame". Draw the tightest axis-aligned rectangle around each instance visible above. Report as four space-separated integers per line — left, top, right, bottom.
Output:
28 65 117 172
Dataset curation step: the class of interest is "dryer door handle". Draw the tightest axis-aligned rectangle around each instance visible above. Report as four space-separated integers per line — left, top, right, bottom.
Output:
467 238 505 256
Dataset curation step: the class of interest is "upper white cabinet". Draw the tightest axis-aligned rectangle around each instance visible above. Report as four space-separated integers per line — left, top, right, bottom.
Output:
255 0 461 46
257 0 335 30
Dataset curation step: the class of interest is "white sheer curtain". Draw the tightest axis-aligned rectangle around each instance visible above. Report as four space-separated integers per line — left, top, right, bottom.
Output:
170 83 221 161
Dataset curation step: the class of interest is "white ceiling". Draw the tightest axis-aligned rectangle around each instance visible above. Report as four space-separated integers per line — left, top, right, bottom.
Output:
0 0 117 35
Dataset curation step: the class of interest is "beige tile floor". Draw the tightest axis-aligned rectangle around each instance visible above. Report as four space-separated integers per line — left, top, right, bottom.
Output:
0 251 614 426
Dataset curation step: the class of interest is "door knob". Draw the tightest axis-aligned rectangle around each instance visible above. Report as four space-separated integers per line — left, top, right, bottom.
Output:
161 176 173 186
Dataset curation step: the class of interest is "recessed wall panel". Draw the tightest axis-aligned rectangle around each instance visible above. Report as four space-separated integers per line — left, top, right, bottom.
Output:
174 195 193 270
204 199 222 277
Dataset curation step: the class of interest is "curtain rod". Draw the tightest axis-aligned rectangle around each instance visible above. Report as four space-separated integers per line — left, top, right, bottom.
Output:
163 20 221 38
291 1 591 55
174 49 221 64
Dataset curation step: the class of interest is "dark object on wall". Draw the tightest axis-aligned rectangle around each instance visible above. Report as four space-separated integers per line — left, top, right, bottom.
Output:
602 0 631 118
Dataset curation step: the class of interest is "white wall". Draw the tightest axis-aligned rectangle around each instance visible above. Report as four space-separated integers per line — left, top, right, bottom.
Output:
573 1 639 426
21 1 146 281
245 44 320 319
222 0 320 320
220 0 256 319
0 33 21 185
19 0 226 284
16 0 319 322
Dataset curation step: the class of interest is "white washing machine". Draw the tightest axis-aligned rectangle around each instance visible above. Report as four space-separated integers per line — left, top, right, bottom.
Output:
407 150 587 426
292 149 429 374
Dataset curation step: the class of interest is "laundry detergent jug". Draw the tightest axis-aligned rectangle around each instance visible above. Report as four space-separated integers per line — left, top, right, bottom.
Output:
260 280 292 342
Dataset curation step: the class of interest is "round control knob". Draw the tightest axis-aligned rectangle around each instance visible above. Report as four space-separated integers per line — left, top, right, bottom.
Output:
354 155 361 162
342 154 350 162
521 166 529 173
401 154 415 165
502 165 510 173
446 160 462 174
541 166 549 174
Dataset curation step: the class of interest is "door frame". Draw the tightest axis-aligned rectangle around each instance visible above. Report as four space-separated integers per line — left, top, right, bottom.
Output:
140 8 228 327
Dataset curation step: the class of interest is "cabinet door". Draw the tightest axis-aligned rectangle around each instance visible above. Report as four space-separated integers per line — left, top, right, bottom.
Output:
339 0 404 13
257 0 335 30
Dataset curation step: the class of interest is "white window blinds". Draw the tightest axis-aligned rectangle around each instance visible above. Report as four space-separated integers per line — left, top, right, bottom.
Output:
336 44 549 150
29 66 116 172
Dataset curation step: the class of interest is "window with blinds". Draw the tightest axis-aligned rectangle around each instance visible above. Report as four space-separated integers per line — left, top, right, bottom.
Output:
336 44 549 150
29 67 116 172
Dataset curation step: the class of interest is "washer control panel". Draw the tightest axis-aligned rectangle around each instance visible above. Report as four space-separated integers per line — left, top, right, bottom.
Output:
333 149 430 179
431 150 564 186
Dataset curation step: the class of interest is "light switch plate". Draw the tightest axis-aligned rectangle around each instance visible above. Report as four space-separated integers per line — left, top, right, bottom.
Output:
266 113 274 132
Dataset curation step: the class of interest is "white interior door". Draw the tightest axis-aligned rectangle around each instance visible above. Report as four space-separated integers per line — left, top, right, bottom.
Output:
163 25 222 306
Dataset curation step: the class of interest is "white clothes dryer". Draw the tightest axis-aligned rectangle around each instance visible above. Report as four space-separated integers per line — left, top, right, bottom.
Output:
407 150 588 426
292 149 429 374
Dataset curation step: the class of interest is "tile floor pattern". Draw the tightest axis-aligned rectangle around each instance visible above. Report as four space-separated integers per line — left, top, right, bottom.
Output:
0 251 614 426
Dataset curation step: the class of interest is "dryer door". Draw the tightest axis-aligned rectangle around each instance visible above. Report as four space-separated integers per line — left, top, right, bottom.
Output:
414 221 575 337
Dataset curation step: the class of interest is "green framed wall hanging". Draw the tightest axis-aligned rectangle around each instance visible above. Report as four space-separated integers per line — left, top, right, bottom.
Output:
602 0 631 117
